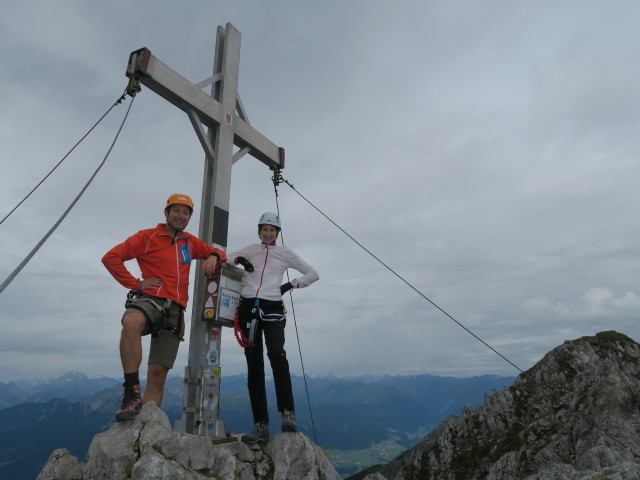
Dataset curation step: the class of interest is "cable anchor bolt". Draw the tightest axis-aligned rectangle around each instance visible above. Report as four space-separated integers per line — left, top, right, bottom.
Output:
271 167 283 187
126 75 141 98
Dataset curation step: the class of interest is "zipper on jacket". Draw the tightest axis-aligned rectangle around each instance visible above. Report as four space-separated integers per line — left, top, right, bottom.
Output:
254 244 270 298
174 240 182 304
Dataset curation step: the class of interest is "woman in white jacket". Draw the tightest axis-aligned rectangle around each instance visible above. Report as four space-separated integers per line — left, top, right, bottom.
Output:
229 212 319 444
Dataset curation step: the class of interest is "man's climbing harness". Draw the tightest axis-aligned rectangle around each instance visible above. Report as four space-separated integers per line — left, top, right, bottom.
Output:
125 290 184 340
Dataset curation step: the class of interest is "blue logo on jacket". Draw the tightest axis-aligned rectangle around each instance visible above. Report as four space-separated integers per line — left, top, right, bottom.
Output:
180 244 192 264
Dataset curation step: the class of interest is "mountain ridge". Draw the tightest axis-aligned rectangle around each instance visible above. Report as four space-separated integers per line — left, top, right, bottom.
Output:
0 371 119 408
352 330 640 480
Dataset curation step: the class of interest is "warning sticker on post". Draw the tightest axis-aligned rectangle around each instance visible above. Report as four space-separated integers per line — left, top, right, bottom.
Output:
219 288 240 321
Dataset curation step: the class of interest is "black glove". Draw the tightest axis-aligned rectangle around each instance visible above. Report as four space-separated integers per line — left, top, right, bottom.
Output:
280 282 293 295
236 256 254 272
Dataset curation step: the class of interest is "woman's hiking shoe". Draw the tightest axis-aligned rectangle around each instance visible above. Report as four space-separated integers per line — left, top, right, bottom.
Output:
115 383 142 422
241 422 269 444
281 409 297 432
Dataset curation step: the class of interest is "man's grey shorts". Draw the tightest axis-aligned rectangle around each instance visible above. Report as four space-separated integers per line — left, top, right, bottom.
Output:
122 295 185 369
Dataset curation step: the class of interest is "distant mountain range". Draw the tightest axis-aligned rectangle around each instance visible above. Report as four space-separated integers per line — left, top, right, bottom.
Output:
0 371 515 479
0 371 118 408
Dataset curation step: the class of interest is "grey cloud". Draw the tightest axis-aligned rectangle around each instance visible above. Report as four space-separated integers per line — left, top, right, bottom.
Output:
1 0 640 383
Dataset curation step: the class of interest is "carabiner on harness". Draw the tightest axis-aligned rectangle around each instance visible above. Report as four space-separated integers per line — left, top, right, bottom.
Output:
125 290 143 309
248 318 258 344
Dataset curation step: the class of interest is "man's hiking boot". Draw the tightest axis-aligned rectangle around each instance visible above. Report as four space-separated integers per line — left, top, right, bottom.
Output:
115 383 142 422
241 422 269 444
281 409 297 432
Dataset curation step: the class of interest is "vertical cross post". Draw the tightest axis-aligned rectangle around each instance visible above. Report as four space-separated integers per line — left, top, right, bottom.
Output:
182 23 239 438
124 22 284 437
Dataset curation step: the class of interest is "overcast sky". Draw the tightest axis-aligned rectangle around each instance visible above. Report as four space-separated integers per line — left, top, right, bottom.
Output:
1 1 639 383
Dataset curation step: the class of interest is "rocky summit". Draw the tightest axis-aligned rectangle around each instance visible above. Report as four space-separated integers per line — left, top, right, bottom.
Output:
360 331 640 480
37 401 340 480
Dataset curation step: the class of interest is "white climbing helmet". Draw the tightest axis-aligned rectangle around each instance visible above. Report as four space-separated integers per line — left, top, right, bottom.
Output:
258 212 281 229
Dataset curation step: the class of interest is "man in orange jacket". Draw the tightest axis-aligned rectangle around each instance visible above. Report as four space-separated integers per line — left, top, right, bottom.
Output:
102 194 226 422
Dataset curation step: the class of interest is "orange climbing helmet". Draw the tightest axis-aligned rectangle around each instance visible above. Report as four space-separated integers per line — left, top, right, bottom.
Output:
165 193 194 212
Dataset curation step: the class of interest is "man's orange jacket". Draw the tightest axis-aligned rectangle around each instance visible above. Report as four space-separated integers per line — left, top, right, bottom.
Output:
102 224 226 308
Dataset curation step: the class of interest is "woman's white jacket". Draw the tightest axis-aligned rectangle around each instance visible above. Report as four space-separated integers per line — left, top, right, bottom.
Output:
228 243 319 301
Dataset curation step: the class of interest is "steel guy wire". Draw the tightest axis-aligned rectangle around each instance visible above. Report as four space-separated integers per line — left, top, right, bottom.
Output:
0 94 135 295
272 179 319 445
279 175 640 459
280 177 525 374
0 90 128 226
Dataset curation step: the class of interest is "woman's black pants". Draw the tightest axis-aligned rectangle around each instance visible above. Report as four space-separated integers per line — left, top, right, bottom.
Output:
240 298 294 424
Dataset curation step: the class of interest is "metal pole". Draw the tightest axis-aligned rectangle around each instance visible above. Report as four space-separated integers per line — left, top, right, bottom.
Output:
181 23 242 437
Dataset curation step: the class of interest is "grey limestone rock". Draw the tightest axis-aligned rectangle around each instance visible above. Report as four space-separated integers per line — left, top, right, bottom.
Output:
37 400 341 480
362 473 390 480
392 331 640 480
36 448 84 480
